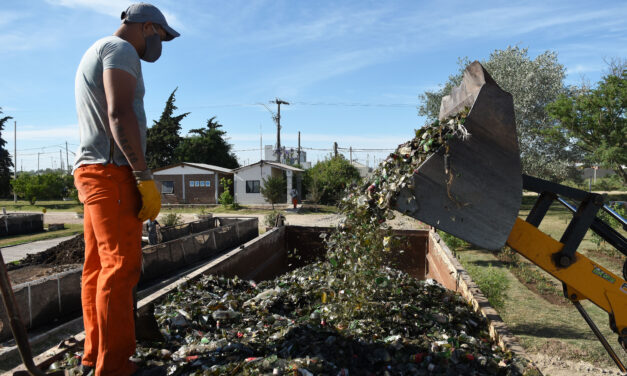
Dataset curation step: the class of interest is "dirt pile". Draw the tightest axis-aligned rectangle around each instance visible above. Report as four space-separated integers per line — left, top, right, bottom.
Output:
7 235 85 271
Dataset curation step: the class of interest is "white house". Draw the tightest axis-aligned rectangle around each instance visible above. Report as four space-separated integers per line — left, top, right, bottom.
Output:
233 160 304 205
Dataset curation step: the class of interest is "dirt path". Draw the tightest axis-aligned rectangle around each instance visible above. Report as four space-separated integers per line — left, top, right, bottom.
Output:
529 353 623 376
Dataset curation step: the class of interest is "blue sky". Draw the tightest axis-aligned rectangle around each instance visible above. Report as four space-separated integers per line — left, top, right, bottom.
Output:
1 0 626 171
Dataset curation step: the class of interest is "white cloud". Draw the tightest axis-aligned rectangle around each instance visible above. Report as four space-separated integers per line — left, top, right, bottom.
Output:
566 64 601 75
45 0 182 29
45 0 131 17
6 124 79 141
0 31 60 52
0 11 25 27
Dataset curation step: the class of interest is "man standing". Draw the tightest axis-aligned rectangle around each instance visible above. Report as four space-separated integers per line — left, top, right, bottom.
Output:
290 187 298 209
73 3 178 375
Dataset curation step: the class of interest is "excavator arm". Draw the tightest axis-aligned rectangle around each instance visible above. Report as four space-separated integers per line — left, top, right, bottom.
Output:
395 61 627 372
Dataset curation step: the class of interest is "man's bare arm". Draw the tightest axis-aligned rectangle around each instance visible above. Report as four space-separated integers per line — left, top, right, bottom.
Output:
103 68 147 171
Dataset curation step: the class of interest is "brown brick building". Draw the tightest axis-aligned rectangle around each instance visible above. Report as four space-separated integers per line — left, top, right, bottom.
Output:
153 163 234 204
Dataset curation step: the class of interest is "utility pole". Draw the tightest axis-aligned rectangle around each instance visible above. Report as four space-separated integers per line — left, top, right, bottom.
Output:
59 149 63 171
333 142 338 158
37 152 40 173
272 98 289 162
13 121 16 203
297 131 301 165
259 124 263 161
349 147 353 164
66 141 69 173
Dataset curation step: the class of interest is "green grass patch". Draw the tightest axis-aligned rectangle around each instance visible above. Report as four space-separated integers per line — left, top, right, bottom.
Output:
437 230 469 251
0 223 83 247
446 203 627 369
496 248 564 301
464 262 509 310
0 200 83 212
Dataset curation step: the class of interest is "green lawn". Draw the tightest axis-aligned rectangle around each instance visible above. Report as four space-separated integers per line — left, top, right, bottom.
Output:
449 193 627 369
0 223 84 247
0 199 82 212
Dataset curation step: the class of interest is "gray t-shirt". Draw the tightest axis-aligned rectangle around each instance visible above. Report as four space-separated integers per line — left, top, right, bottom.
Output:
73 35 146 170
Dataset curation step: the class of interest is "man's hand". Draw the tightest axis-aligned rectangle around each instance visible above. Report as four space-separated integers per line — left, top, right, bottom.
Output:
136 180 161 221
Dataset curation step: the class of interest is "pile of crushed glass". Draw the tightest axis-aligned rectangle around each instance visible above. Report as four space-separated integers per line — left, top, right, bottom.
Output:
56 110 535 375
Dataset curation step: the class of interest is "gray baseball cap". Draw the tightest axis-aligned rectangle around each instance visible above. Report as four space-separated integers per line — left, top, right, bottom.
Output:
121 2 180 41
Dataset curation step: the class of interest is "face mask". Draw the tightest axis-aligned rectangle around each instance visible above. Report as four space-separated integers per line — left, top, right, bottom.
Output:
141 25 162 63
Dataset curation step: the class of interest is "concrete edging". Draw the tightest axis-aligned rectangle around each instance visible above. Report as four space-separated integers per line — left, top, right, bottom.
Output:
0 218 258 344
427 230 539 372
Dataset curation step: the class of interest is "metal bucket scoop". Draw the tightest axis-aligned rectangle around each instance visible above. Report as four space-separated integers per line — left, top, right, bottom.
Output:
395 61 522 250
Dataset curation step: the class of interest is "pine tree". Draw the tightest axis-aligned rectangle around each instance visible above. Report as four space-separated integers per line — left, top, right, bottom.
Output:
0 108 14 197
146 88 189 169
175 117 240 168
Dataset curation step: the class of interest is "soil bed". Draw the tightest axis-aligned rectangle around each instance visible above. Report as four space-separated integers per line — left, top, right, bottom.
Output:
6 235 85 284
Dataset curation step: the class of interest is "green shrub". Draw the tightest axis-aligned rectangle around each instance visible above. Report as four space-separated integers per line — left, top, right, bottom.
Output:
438 230 469 251
11 172 74 204
305 156 361 205
218 177 234 207
264 210 283 227
465 264 509 310
260 175 286 209
591 202 626 254
162 212 183 227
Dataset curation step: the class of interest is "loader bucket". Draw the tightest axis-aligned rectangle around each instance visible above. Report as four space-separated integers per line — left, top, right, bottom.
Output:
395 61 522 250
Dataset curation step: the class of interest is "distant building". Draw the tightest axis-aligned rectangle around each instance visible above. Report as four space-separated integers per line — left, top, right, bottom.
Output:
350 160 373 179
153 162 233 204
581 166 615 180
264 145 311 169
233 160 304 205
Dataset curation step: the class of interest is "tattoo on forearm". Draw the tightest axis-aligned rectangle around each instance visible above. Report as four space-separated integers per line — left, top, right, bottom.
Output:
116 127 139 164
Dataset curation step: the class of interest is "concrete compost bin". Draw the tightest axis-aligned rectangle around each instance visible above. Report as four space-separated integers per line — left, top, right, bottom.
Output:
0 214 44 236
7 224 535 375
137 225 530 362
0 217 258 343
211 226 527 361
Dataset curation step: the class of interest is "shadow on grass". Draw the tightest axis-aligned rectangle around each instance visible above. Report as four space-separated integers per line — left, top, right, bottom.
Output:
465 259 510 269
509 322 596 341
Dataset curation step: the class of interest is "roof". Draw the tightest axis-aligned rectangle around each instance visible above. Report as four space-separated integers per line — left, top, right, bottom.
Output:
153 162 234 174
350 160 368 169
233 160 304 173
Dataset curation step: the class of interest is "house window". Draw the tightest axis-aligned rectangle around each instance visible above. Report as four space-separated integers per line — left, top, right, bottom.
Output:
205 180 211 187
246 180 260 193
161 181 174 194
200 181 205 187
189 181 194 187
195 181 200 187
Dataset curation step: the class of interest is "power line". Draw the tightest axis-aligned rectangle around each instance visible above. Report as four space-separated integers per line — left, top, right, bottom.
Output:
291 101 415 108
182 101 415 109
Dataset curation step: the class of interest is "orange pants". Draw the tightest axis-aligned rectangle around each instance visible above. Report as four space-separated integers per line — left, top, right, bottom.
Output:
74 164 142 376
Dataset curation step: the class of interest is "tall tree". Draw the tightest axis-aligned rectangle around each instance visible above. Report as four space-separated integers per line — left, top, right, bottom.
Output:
260 175 286 209
0 108 14 197
305 156 361 205
546 60 627 184
175 117 239 168
146 88 189 169
418 47 577 181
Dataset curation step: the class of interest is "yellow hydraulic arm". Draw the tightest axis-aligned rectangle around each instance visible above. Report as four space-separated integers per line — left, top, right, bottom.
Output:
508 218 627 371
500 174 627 372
